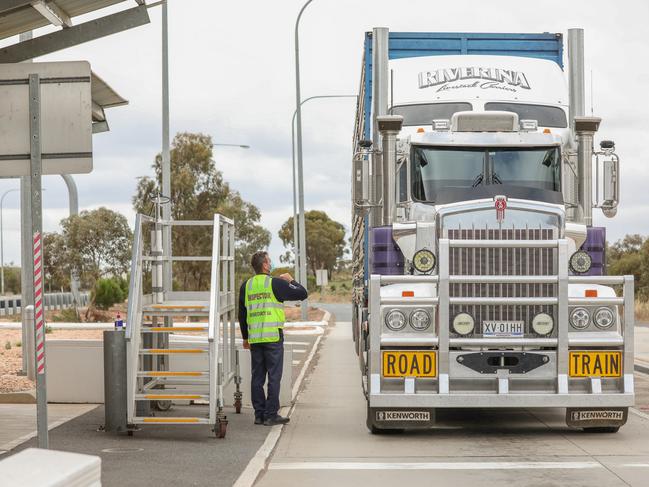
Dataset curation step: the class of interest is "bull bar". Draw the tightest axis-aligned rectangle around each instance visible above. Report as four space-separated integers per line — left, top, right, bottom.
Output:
368 237 635 408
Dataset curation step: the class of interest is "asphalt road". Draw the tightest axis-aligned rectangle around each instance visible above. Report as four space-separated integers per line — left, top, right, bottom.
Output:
311 302 352 322
257 321 649 487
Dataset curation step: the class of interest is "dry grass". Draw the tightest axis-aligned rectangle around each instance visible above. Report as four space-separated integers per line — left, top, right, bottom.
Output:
636 301 649 323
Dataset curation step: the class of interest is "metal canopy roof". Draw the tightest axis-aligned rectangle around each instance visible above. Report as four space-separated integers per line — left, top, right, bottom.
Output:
91 71 127 124
0 0 142 40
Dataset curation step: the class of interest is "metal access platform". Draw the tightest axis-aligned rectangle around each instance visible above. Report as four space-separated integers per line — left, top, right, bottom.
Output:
125 207 240 438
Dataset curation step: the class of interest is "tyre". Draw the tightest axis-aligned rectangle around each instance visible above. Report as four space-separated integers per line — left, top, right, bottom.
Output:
583 426 620 433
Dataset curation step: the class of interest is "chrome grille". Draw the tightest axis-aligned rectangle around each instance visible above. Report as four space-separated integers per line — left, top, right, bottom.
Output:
448 226 557 337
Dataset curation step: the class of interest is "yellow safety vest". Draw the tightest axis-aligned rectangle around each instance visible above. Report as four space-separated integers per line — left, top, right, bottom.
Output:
244 274 285 344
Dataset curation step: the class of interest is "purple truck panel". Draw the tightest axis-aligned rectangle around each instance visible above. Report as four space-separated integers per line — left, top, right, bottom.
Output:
370 226 404 275
580 226 606 276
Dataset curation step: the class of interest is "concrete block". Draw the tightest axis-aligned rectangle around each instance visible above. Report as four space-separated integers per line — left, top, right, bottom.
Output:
0 447 101 486
46 340 104 403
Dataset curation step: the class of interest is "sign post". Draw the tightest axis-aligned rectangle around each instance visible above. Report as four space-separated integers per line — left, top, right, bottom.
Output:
0 61 93 449
29 73 47 449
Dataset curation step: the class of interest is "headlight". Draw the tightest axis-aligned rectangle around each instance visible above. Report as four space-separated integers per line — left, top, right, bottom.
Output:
570 307 590 329
532 312 554 335
570 250 592 274
452 312 474 335
413 249 436 273
410 309 431 331
593 307 615 329
385 310 407 331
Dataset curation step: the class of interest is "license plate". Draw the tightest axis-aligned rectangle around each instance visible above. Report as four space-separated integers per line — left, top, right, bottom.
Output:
382 351 437 378
483 320 524 337
569 351 622 377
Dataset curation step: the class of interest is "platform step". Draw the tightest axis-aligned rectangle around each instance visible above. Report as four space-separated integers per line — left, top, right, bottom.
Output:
135 393 209 401
137 371 208 378
139 348 206 355
133 417 210 425
141 326 208 333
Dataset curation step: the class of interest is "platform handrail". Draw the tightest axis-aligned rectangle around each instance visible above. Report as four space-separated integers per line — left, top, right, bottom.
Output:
126 213 144 423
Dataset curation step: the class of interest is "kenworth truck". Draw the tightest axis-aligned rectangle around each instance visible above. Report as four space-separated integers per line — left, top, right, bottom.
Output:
351 29 634 433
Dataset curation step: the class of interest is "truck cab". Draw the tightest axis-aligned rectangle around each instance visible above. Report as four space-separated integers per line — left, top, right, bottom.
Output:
352 29 632 434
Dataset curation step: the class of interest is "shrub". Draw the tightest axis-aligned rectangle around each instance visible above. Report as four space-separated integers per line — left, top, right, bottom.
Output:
92 278 125 310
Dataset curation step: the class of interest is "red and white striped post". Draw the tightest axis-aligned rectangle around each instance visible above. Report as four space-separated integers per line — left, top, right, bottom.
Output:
33 231 45 375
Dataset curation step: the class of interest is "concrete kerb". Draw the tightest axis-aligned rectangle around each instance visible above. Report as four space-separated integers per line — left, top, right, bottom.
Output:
232 309 332 487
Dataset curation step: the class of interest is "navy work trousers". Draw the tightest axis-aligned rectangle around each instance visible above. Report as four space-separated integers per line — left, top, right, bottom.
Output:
250 338 284 420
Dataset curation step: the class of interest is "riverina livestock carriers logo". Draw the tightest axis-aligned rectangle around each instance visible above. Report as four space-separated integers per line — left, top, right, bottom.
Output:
418 67 531 93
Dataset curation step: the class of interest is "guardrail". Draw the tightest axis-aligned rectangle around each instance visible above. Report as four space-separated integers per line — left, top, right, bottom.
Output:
0 291 89 316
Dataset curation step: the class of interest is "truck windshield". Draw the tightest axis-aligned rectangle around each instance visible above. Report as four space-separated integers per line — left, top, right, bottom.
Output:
412 146 560 202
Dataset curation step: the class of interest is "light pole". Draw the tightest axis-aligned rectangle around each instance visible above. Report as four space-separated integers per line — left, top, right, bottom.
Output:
0 188 19 296
214 143 250 149
290 95 356 281
294 0 315 319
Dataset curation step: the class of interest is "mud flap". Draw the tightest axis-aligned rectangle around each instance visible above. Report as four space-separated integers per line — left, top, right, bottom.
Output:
566 407 628 429
367 406 436 431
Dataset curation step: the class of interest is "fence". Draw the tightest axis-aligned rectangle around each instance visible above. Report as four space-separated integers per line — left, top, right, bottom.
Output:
0 292 90 316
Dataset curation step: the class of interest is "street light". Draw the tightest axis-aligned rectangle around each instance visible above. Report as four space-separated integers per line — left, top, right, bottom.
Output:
290 95 356 280
214 143 250 149
294 0 315 319
0 188 19 295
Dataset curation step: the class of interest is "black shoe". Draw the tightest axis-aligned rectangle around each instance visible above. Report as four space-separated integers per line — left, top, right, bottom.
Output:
254 417 264 425
264 415 290 426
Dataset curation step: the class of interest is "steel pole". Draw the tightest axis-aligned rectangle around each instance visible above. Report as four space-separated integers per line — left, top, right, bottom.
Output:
19 30 33 375
61 175 80 304
0 189 19 296
294 0 315 319
161 0 172 292
291 119 299 279
29 73 48 449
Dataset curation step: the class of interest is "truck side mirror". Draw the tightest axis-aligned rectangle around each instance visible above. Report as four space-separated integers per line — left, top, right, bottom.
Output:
595 140 619 218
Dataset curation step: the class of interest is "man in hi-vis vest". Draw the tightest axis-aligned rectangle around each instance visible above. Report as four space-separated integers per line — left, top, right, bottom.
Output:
239 251 308 425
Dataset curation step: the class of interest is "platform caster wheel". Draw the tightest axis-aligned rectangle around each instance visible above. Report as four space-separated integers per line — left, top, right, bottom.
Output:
215 420 228 439
154 400 172 411
234 391 243 414
583 426 620 433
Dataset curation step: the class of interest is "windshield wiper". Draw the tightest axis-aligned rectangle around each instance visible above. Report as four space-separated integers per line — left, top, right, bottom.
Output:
471 173 484 187
492 172 502 185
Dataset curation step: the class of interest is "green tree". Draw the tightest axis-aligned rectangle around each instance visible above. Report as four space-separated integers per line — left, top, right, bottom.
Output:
62 208 132 287
278 210 346 276
608 234 649 300
132 132 270 289
43 232 70 291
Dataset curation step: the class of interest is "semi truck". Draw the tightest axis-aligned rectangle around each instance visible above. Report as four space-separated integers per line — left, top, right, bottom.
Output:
351 28 634 433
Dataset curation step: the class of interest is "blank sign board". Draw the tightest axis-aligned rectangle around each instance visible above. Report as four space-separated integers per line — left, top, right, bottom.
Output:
0 61 92 176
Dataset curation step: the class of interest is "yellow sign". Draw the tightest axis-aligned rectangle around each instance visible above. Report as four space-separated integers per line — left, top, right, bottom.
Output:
569 351 622 377
382 351 437 378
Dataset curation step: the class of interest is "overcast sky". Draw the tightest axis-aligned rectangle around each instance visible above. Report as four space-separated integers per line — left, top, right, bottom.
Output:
0 0 648 267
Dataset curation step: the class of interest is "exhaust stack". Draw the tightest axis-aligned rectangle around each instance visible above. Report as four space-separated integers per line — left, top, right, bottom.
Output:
575 116 601 226
371 27 389 227
377 115 404 226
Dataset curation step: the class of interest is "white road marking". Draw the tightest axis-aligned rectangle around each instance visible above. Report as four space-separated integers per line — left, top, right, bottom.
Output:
622 464 649 467
233 333 324 487
284 341 309 346
268 461 602 471
292 360 301 365
292 349 306 354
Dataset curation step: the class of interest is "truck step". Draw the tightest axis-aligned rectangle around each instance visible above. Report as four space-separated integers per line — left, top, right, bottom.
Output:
139 348 206 354
141 326 208 333
135 393 209 400
137 371 208 378
133 417 210 425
